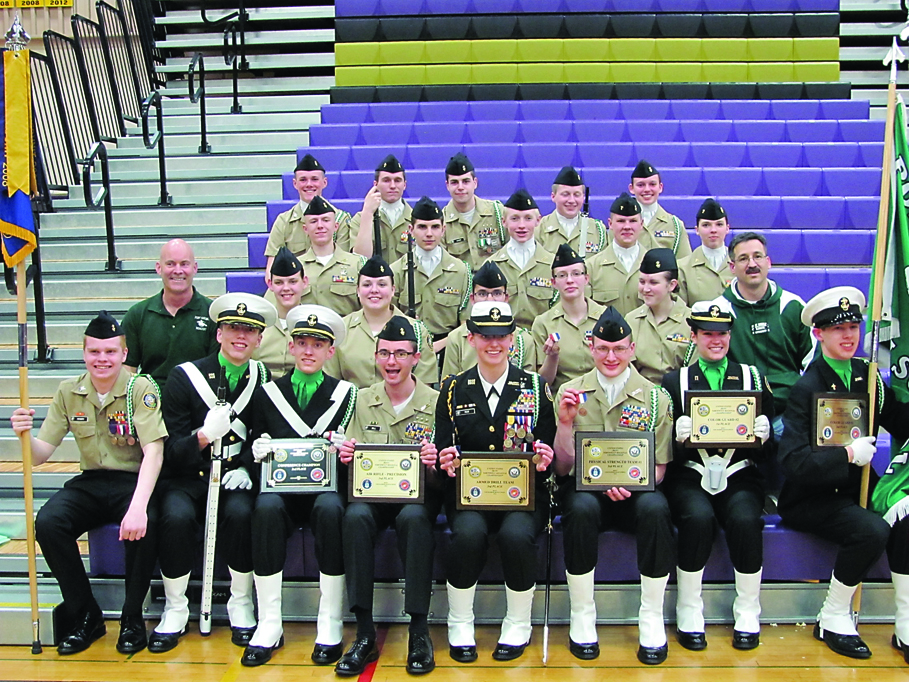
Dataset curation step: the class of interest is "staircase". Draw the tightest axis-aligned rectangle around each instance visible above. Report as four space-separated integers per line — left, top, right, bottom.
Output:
840 0 907 112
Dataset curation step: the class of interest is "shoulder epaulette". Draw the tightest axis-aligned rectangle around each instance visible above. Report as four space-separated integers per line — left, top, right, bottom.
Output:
492 200 506 244
670 215 683 255
126 373 160 436
682 339 697 366
461 262 473 311
651 386 673 428
593 218 607 252
340 384 358 430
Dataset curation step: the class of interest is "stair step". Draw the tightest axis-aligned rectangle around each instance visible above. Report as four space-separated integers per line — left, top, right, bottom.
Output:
104 153 294 178
38 238 247 263
160 75 334 96
157 28 334 49
160 93 328 115
40 206 265 230
124 110 320 133
159 53 334 73
156 6 335 25
113 129 310 153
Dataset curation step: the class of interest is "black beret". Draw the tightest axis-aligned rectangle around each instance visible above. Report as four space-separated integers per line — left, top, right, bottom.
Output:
553 166 583 187
412 195 443 222
85 311 123 339
593 306 631 343
552 243 584 270
631 159 658 179
473 261 508 289
640 248 677 275
504 188 538 211
271 247 303 277
359 255 394 281
610 192 641 217
697 197 727 222
303 195 334 216
295 153 325 173
445 152 474 177
378 315 417 343
376 154 404 174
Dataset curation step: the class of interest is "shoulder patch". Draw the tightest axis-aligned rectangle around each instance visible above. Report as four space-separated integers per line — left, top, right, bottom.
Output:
544 382 553 402
142 393 159 410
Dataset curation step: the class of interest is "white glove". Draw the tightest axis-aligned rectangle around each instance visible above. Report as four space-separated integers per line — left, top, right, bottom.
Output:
222 467 252 491
849 436 876 467
323 429 345 448
754 414 771 443
201 404 232 442
675 415 692 443
252 433 273 463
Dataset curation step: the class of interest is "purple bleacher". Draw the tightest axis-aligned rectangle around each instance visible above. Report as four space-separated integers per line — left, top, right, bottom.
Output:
465 121 521 144
521 120 575 144
827 268 871 294
351 145 391 171
663 197 702 224
820 100 870 121
823 168 880 198
248 234 268 269
720 100 771 121
859 142 884 168
771 267 827 300
786 120 839 143
405 145 460 171
732 120 786 143
669 100 721 121
519 100 572 121
573 120 629 144
459 143 521 170
332 198 366 215
370 102 420 123
689 142 747 168
679 120 733 143
226 271 268 296
782 196 846 229
470 168 521 199
333 0 840 15
801 142 861 169
336 170 373 200
730 228 803 263
418 101 470 122
568 100 622 121
521 143 580 170
620 100 672 120
803 230 874 266
411 121 466 145
467 101 521 122
522 168 559 196
403 169 441 198
633 142 691 168
762 168 823 197
359 122 412 146
320 104 370 124
308 124 359 147
840 119 886 143
625 120 682 143
576 142 636 168
721 196 783 229
770 100 821 120
281 172 294 200
662 167 702 195
747 142 803 168
301 146 352 172
845 197 880 230
586 168 641 196
703 167 763 197
267 201 295 230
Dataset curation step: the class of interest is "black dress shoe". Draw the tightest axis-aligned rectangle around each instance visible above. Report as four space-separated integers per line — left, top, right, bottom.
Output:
813 623 871 659
676 629 707 651
241 635 284 667
406 632 435 675
116 615 148 654
892 634 909 664
231 626 256 647
313 641 344 665
637 643 668 665
57 608 106 655
733 630 760 650
569 638 600 660
492 641 528 661
148 628 185 653
335 636 379 676
449 644 477 663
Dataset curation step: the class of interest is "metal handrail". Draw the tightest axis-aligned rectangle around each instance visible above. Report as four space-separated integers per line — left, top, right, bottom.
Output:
82 141 121 272
188 53 211 154
201 1 247 114
141 90 172 206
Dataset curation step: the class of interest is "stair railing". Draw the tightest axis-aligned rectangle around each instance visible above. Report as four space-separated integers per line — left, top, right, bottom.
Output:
82 141 121 273
141 90 172 206
188 53 211 153
201 0 247 114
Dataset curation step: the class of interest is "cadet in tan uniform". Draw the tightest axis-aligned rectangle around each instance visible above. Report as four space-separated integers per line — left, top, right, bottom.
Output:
627 248 692 383
296 196 365 317
535 166 607 258
327 255 437 388
349 154 413 263
263 154 351 281
485 189 556 329
587 193 647 315
254 247 304 378
553 307 675 665
441 152 507 270
442 261 538 378
532 243 605 392
11 312 166 655
391 196 471 352
336 316 441 675
678 198 733 306
629 160 692 258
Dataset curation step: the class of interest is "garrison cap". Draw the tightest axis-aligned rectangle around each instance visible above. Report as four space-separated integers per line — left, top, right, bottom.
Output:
270 247 303 278
378 315 417 343
445 152 474 177
359 255 394 282
295 153 325 173
472 261 508 290
553 166 583 187
504 188 538 211
593 306 631 342
631 159 658 179
801 286 865 328
287 304 346 345
467 301 516 337
209 293 277 330
640 248 677 275
697 197 727 222
411 195 443 222
610 192 642 217
85 311 124 339
303 195 335 217
376 154 405 174
552 243 584 270
688 297 735 332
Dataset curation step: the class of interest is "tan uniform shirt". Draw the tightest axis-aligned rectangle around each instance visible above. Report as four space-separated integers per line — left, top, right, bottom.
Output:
38 368 167 472
347 379 438 445
535 211 608 259
298 248 366 317
640 205 692 258
586 243 645 315
326 307 437 388
441 324 537 379
677 246 733 307
486 244 557 330
626 298 693 384
531 299 606 392
391 248 471 336
253 320 294 378
442 196 507 270
264 201 352 257
345 202 414 262
558 366 673 466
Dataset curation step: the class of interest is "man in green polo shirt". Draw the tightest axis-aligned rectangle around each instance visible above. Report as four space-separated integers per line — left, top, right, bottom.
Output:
122 239 218 391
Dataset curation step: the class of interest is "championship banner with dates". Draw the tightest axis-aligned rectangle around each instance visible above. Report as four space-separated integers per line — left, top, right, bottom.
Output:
0 1 75 7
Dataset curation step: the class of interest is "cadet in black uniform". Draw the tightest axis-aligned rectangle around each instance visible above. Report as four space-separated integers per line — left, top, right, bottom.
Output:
661 298 773 651
150 293 276 652
436 301 556 663
241 305 357 667
779 286 909 659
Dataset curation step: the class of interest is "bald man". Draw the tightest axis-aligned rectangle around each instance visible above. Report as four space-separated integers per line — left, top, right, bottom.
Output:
122 239 218 391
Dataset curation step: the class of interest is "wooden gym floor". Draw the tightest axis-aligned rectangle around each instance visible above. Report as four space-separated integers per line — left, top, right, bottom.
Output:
1 622 908 682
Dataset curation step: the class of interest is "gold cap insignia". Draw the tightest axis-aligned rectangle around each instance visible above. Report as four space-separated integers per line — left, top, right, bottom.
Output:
237 302 247 316
308 314 318 326
399 327 405 336
839 297 850 311
655 260 661 269
709 305 720 318
490 307 501 321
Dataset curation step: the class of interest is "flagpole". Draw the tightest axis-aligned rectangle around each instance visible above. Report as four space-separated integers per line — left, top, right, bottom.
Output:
5 13 41 654
855 36 905 621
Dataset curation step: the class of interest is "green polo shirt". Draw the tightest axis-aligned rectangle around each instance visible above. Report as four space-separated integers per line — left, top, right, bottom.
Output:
121 287 218 391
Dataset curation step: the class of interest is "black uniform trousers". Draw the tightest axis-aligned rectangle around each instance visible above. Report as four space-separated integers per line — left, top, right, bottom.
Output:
35 470 158 618
664 470 764 574
560 479 674 579
156 477 255 577
343 494 443 616
889 516 909 574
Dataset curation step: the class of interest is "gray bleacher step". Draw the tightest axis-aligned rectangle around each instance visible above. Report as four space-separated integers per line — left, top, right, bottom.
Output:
156 28 334 50
0 553 79 575
841 45 900 62
841 0 902 10
113 130 310 153
124 111 320 134
0 372 73 398
39 221 266 240
99 155 295 182
160 93 329 115
39 256 246 275
159 53 335 74
155 5 334 25
0 498 54 539
11 274 226 303
52 177 281 208
39 238 248 264
0 469 79 492
160 75 334 97
40 206 265 230
851 88 890 108
840 22 903 37
0 347 84 363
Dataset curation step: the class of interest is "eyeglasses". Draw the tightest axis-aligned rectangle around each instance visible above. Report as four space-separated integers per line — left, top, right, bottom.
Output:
375 349 415 360
553 270 587 281
473 290 507 300
592 345 632 357
733 253 766 266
